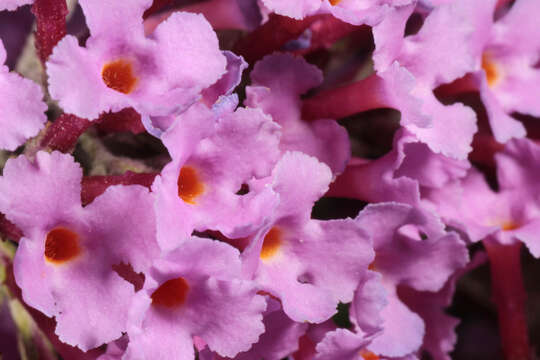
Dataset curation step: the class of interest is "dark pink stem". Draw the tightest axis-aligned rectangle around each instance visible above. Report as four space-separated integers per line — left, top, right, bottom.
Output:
40 114 92 153
31 0 68 64
484 240 531 360
434 73 479 99
81 172 158 206
302 73 390 121
469 133 504 168
325 158 371 200
96 108 145 134
233 14 321 64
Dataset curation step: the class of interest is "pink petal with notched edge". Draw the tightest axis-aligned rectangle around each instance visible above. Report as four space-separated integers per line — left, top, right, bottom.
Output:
78 0 150 39
368 286 425 358
475 73 526 143
314 328 369 360
351 270 387 335
495 138 540 192
405 88 477 160
247 53 350 174
0 38 47 150
0 151 82 233
356 202 468 292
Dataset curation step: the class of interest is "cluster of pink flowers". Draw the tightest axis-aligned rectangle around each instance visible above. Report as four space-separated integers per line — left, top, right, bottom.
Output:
0 0 539 359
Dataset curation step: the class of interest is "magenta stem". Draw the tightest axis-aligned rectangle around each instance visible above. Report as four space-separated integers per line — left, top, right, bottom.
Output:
81 172 158 206
302 73 390 121
483 240 531 360
40 113 92 153
31 0 68 64
233 14 321 64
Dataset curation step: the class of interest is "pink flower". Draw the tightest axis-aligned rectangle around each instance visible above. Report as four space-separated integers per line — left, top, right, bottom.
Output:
0 151 159 350
124 237 266 360
47 0 226 120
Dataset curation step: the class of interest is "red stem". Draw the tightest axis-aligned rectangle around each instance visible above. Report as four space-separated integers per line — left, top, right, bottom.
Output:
95 108 145 134
433 73 479 99
31 0 68 64
40 113 92 153
469 132 504 168
81 172 158 206
483 240 531 360
302 73 390 121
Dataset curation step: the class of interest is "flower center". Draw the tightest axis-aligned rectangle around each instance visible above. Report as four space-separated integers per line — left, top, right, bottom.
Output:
260 227 282 260
482 54 500 87
360 350 379 360
101 59 138 94
44 227 81 264
177 166 205 204
329 0 341 5
151 277 190 308
501 221 519 231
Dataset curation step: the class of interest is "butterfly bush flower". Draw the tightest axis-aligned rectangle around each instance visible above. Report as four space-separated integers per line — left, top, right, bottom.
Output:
351 203 468 358
153 100 281 250
47 0 227 120
0 38 47 150
246 53 350 174
371 0 486 159
2 0 540 358
434 0 539 143
425 138 540 256
0 151 159 350
309 203 467 360
124 236 266 360
243 151 373 323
